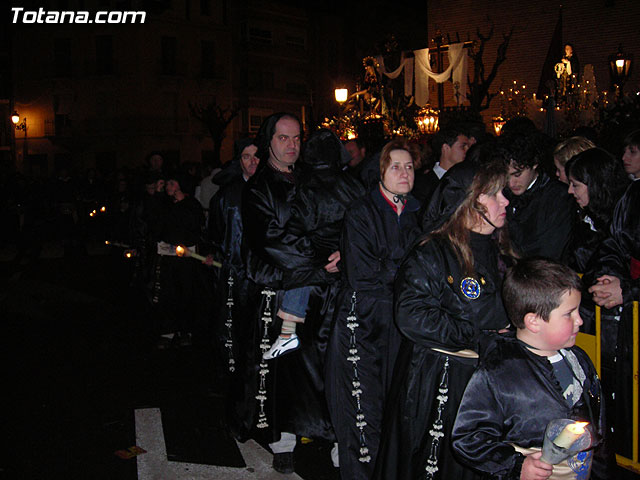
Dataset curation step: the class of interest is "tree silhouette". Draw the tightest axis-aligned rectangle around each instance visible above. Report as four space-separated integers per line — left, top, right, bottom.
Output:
189 101 239 166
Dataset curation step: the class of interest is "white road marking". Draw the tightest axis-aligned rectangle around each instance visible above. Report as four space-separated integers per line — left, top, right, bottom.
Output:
135 408 302 479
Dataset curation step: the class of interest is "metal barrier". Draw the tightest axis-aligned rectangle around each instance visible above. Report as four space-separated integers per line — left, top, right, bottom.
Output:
576 301 640 474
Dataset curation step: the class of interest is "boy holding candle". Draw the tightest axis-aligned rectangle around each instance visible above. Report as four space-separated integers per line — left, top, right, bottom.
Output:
452 258 613 480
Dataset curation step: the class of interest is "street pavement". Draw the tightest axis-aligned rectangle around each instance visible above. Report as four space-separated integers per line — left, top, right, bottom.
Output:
1 243 338 480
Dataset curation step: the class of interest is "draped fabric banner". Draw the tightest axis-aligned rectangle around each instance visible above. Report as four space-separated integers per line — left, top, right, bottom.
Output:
414 49 431 107
414 44 467 107
376 53 415 100
404 58 414 99
373 44 468 107
450 43 468 105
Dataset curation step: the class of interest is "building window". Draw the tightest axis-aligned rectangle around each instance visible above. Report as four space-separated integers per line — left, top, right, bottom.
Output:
249 28 272 45
96 35 114 75
249 114 265 133
54 38 72 77
285 35 306 50
55 114 72 136
161 36 177 75
201 40 216 78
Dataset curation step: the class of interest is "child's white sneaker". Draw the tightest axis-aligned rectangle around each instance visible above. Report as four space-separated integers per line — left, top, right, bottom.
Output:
263 334 300 360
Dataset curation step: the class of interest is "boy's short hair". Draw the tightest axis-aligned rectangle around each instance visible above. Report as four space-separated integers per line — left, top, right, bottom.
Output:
503 258 582 329
623 129 640 150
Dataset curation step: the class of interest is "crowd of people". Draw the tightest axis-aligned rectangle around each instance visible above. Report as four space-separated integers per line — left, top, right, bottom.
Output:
3 112 639 480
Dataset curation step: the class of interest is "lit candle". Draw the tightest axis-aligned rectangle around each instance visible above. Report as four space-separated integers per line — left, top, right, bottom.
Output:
175 244 221 267
553 422 588 449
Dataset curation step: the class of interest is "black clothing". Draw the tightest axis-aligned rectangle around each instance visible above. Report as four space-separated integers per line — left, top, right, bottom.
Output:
157 196 204 335
582 180 640 458
242 161 356 442
325 188 421 480
505 172 574 260
374 232 509 480
209 175 262 440
568 212 606 274
159 195 203 247
584 181 640 303
452 336 611 480
412 169 440 207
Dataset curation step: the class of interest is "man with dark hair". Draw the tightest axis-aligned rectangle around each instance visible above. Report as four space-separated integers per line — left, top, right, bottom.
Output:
242 113 339 474
502 131 575 260
206 138 261 440
622 129 640 180
413 123 471 205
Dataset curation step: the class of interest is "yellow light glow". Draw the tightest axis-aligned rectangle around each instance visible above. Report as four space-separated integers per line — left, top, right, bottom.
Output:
175 245 186 257
100 206 106 212
11 112 20 125
105 240 110 245
568 422 589 434
334 88 348 103
616 59 625 68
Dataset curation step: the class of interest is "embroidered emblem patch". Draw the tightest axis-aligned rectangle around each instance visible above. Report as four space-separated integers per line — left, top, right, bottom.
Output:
447 275 454 284
568 449 592 479
460 277 481 299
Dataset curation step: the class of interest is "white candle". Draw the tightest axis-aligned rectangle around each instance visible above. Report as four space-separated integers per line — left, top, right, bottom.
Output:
554 422 588 449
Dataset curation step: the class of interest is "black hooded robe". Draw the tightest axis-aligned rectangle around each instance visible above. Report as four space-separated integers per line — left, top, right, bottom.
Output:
325 187 421 480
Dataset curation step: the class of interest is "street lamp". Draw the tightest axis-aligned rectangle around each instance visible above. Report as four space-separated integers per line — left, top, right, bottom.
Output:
334 88 348 104
11 110 26 131
608 45 633 94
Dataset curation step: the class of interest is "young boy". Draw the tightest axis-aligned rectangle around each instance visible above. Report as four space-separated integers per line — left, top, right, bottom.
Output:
452 258 612 480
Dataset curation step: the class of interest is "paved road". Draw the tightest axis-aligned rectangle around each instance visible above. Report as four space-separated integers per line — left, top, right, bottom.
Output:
1 247 338 480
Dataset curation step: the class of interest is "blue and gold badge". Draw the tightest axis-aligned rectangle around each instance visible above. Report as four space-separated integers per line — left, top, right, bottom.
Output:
460 277 481 299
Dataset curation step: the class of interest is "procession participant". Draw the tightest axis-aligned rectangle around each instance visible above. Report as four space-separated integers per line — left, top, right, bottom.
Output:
155 171 204 348
502 131 575 260
242 113 338 474
622 129 640 180
207 138 260 440
452 259 611 480
261 128 365 361
565 148 630 273
552 136 595 184
374 148 515 480
325 138 421 479
583 177 640 458
414 123 471 208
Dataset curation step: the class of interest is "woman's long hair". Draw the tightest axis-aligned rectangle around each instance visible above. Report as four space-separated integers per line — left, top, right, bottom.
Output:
427 154 516 276
565 147 631 230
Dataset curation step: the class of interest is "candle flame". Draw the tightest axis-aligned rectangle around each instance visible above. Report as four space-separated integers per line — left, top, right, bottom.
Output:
175 245 186 257
100 206 106 212
105 240 110 245
125 252 132 258
567 422 589 434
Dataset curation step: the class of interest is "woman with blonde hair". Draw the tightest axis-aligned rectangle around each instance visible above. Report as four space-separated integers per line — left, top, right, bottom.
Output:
553 136 595 184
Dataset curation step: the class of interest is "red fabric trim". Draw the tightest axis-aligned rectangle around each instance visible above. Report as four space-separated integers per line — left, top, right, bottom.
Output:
631 256 640 280
379 185 398 213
